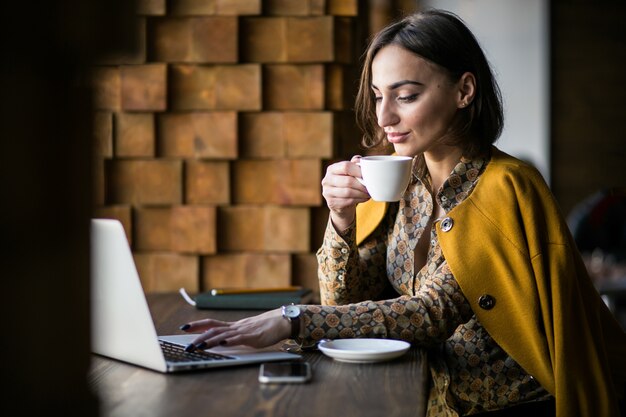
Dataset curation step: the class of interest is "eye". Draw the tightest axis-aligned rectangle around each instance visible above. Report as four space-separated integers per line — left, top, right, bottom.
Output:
373 95 382 102
398 94 418 103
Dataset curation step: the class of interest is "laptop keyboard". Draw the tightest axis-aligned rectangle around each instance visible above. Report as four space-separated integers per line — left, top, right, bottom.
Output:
159 340 234 363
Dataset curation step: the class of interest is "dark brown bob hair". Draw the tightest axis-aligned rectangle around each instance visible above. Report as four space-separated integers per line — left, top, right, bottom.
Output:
355 9 503 158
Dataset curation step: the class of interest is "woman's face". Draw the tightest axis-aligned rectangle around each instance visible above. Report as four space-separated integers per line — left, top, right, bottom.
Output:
371 44 464 158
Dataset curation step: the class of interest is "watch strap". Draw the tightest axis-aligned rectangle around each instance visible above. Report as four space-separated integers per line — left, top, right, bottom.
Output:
283 304 302 340
289 314 301 339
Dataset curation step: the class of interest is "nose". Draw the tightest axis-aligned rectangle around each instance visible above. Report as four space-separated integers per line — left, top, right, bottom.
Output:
376 99 399 128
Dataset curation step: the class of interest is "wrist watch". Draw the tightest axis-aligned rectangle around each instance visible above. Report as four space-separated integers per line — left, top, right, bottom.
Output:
281 303 301 339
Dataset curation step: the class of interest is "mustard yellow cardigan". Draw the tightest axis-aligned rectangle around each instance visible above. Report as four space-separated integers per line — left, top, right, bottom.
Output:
356 149 626 417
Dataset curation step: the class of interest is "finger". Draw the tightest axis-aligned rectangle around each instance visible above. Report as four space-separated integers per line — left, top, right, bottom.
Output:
184 326 232 352
179 318 229 332
322 183 369 205
322 172 367 196
188 323 268 351
325 160 362 178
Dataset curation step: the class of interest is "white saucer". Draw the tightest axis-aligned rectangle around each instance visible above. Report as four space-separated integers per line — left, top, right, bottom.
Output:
318 339 411 363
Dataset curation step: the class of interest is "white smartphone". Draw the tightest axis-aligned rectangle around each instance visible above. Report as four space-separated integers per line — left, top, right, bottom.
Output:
258 361 312 384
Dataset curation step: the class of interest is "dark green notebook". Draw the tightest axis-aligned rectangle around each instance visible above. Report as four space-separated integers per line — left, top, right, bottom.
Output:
194 288 314 310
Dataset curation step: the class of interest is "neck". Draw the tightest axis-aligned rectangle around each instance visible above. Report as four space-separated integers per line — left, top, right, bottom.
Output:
423 146 463 193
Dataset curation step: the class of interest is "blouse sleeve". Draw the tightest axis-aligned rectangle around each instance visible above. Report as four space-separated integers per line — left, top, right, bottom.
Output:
300 269 473 346
316 216 392 305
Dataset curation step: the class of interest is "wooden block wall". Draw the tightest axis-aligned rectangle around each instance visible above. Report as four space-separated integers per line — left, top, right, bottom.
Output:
92 0 362 299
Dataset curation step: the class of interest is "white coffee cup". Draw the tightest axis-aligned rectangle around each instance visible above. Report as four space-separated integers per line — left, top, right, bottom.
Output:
357 155 413 202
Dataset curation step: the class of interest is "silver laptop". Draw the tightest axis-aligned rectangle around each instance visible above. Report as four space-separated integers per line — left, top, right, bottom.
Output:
90 218 300 372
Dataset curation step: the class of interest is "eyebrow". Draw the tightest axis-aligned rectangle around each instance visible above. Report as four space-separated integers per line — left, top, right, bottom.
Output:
371 80 424 90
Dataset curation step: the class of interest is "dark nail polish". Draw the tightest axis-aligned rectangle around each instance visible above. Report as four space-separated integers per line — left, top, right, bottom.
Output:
196 342 207 350
179 324 190 331
219 340 228 346
184 343 196 352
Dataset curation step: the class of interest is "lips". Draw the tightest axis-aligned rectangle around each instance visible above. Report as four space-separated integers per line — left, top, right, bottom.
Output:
385 131 410 143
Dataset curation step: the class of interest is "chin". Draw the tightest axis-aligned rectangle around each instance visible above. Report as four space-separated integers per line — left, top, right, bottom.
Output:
392 144 420 158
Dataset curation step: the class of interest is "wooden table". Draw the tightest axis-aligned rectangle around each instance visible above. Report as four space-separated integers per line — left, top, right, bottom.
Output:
89 293 428 417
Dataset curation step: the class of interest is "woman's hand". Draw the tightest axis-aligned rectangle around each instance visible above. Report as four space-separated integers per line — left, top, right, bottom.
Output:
321 155 370 231
180 308 291 351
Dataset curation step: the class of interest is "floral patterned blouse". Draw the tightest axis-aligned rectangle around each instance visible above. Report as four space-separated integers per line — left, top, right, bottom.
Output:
304 156 551 416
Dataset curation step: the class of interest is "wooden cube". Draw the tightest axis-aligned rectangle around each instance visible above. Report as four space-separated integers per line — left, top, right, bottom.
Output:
137 0 166 15
285 112 333 157
334 111 361 158
293 253 320 302
169 0 261 16
265 0 312 15
242 17 336 63
106 159 182 205
214 65 262 110
93 112 113 158
218 206 310 252
240 18 287 62
310 204 330 250
333 17 355 64
135 207 171 251
310 0 326 15
327 0 358 16
158 111 237 158
121 64 167 111
98 18 147 65
134 252 199 292
92 67 120 111
264 65 324 110
202 253 291 289
193 17 238 62
149 18 191 62
169 65 214 110
287 17 333 62
170 64 261 110
135 206 217 254
93 205 133 243
232 160 272 203
239 112 285 157
185 160 230 205
168 0 216 15
239 112 332 158
150 17 237 63
115 112 155 157
216 0 262 15
233 159 321 205
171 205 217 254
93 157 105 206
325 64 358 110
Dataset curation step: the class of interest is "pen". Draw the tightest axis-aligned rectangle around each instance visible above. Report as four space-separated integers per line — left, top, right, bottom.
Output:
210 286 303 296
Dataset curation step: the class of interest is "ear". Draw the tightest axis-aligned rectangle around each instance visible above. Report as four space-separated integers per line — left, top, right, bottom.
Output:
457 72 476 109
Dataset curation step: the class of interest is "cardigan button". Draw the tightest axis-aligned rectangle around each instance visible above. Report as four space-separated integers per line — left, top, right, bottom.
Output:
478 294 496 310
441 217 454 232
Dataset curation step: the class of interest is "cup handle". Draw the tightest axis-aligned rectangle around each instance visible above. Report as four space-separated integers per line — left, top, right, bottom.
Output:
354 161 366 186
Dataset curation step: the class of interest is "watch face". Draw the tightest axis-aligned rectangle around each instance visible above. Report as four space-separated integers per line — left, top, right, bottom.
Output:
283 304 300 319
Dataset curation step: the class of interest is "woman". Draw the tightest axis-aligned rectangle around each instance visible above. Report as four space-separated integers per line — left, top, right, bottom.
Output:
181 10 626 416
